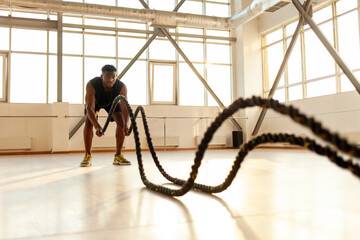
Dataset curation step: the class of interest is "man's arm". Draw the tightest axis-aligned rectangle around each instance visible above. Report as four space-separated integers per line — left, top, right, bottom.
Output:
120 84 130 136
85 81 103 137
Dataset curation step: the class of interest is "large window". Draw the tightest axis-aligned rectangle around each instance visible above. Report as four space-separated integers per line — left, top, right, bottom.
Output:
10 53 47 103
1 0 232 106
150 62 177 104
0 53 7 101
179 63 205 106
262 0 360 101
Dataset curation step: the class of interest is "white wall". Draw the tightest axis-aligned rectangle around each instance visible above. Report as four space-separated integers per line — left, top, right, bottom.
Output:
232 0 263 141
233 0 360 145
2 0 358 153
0 102 235 153
260 91 360 140
0 103 53 152
69 104 234 151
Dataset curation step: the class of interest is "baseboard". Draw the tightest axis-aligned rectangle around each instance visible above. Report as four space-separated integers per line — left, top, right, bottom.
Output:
255 145 304 150
0 147 235 155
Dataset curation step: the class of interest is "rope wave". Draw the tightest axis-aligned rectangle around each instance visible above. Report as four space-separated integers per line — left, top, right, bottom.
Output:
102 95 360 196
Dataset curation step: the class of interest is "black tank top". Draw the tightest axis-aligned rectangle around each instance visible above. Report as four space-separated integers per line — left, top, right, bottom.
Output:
90 77 124 108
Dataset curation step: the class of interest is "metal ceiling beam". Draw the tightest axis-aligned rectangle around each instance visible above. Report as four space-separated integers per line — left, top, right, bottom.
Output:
68 0 186 140
137 0 241 130
0 0 229 29
162 28 242 131
0 0 292 29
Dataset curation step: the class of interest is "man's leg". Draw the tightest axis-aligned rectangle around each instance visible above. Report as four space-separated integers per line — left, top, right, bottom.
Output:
83 117 94 154
80 116 94 167
112 112 125 156
112 112 130 165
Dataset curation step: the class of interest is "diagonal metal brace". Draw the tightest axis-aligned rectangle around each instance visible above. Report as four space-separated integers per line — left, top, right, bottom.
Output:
69 0 187 139
252 0 311 136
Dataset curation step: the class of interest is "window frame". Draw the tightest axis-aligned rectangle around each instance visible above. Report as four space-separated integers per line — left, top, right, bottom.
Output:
262 0 360 102
0 52 9 102
1 1 233 106
149 61 177 105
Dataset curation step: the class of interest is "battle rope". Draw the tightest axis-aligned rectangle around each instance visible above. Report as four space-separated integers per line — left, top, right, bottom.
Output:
102 95 360 196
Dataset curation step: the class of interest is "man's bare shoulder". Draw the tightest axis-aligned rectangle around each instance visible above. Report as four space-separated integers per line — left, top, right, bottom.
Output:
85 81 95 93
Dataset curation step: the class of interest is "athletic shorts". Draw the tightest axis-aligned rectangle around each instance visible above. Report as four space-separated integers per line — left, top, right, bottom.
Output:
84 103 121 122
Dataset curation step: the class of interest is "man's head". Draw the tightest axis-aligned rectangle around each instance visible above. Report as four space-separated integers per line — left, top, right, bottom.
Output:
101 64 117 89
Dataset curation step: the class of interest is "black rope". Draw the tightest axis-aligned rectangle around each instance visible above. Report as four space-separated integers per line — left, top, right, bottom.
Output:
101 95 360 196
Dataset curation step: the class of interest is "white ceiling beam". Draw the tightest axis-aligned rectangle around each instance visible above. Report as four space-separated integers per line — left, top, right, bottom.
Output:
0 0 293 29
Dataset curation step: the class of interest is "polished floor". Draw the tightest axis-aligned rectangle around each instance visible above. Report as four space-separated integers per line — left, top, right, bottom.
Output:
0 149 360 240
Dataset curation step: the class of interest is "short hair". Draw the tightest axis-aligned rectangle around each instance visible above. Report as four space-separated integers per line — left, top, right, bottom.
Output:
101 64 117 73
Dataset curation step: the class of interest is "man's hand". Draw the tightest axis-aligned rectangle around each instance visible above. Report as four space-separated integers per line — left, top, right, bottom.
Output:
124 126 130 136
95 127 104 137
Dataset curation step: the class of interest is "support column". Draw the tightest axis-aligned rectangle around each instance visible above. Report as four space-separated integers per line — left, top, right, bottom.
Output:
252 0 312 136
52 102 69 152
57 12 63 102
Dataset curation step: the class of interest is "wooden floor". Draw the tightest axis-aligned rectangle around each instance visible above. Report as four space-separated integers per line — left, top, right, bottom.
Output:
0 149 360 240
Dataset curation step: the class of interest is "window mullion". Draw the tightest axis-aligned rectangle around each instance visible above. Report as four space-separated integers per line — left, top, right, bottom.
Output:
283 26 289 102
333 2 341 93
300 26 307 99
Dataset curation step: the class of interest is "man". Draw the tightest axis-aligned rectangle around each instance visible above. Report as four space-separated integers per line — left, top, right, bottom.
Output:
80 64 130 167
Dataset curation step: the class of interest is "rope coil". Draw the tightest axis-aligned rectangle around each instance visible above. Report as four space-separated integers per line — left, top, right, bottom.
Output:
102 95 360 196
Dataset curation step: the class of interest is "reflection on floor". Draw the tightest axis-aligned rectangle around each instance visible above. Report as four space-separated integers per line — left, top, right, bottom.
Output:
0 149 360 240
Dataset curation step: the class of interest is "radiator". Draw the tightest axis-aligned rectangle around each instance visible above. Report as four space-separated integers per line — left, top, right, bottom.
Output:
0 137 32 150
152 136 180 147
196 136 226 147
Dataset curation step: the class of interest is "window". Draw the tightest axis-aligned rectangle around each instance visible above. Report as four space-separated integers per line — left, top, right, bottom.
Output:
118 60 147 105
11 29 47 52
62 56 83 104
179 41 204 62
149 0 175 11
205 2 229 17
49 31 57 54
150 62 177 104
263 41 285 90
207 64 231 106
337 11 360 70
117 0 143 8
0 53 7 101
63 32 83 55
149 39 176 61
307 77 336 98
304 21 335 80
118 37 147 59
48 55 57 103
287 38 302 85
10 53 47 103
178 1 203 14
84 17 115 28
84 33 116 57
262 0 360 101
4 1 233 106
207 43 231 64
0 27 9 50
84 57 116 89
0 55 3 100
179 63 205 106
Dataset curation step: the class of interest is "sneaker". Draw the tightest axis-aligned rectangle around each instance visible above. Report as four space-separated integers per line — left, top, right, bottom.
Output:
80 153 92 167
113 154 131 165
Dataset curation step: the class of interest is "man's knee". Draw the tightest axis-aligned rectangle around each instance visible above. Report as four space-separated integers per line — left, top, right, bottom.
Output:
113 113 124 127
